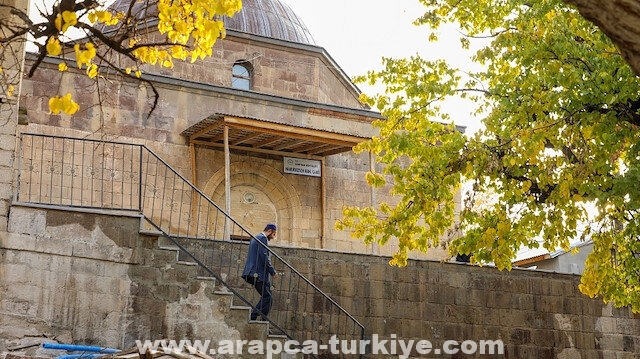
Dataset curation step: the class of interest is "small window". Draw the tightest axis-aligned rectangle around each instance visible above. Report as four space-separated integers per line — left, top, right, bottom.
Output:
232 62 252 90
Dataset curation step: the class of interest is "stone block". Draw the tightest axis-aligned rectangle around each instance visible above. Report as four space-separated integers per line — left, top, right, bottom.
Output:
420 302 445 323
622 335 637 353
485 290 513 309
531 329 556 348
523 310 554 329
0 149 14 167
7 206 46 235
1 233 37 252
482 308 503 327
509 328 532 345
615 318 640 335
0 215 7 232
596 317 618 333
597 334 624 351
574 331 597 350
0 167 15 184
1 283 40 316
533 295 564 313
0 134 17 151
582 299 601 316
581 316 596 332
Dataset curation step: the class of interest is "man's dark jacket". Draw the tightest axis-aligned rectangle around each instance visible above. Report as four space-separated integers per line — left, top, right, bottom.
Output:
242 232 276 284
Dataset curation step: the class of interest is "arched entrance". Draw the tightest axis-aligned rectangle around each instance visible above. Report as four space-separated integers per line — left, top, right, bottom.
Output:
203 160 300 245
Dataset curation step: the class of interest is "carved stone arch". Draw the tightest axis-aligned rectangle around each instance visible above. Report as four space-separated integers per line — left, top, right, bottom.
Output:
202 160 301 245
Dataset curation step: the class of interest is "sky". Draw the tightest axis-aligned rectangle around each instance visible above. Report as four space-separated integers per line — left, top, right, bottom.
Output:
285 0 484 134
285 0 434 78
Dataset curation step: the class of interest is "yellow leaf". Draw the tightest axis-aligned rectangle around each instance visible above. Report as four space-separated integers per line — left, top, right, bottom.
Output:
54 15 62 31
497 221 510 236
74 43 97 69
58 62 68 71
61 11 78 32
46 37 62 56
86 64 98 78
49 93 79 115
55 11 78 33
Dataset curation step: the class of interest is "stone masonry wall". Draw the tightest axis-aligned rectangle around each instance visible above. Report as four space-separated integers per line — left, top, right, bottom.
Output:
0 206 265 357
273 246 640 358
0 0 26 232
162 34 363 109
2 206 639 358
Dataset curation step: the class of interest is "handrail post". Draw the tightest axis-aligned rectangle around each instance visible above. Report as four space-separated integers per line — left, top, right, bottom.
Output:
138 145 143 212
14 133 23 203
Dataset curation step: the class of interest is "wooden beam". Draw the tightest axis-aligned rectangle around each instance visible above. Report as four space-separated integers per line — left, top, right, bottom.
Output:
224 125 231 241
306 143 335 155
370 150 378 255
192 139 324 160
189 141 198 237
223 115 367 147
273 139 304 151
321 158 326 249
288 141 316 152
255 135 283 148
208 127 240 143
232 131 263 146
190 120 225 140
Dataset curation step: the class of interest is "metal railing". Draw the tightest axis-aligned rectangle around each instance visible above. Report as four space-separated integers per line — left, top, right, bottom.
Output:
16 133 364 358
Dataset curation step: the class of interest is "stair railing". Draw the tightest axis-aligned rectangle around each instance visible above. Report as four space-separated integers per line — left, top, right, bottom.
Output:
15 133 364 358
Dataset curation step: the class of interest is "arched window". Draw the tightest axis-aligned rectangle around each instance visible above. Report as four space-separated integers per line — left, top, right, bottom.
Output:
232 61 252 90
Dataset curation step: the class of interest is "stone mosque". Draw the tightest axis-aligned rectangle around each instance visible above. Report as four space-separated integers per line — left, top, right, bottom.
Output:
18 0 453 260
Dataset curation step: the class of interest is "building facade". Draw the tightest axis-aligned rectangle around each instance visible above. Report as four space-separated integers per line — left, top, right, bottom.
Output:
17 0 452 260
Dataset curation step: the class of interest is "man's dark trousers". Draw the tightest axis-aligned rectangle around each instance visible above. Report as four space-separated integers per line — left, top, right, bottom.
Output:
251 280 272 320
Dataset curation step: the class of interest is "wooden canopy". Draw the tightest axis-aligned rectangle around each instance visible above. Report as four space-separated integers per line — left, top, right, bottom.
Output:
181 114 369 159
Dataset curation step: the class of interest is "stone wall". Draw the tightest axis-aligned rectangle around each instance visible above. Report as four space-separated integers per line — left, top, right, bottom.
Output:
273 246 640 358
162 33 363 109
2 206 638 358
0 206 262 356
0 0 27 232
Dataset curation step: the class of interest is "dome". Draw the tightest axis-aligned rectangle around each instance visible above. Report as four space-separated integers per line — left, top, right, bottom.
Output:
224 0 315 45
104 0 316 45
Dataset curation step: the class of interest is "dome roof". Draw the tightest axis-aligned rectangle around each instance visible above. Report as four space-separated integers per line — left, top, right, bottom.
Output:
224 0 315 45
104 0 316 45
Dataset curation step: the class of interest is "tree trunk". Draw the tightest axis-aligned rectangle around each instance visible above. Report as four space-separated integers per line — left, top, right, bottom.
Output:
564 0 640 76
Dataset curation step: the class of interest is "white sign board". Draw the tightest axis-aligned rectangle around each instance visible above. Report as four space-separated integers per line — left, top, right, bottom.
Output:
284 157 321 177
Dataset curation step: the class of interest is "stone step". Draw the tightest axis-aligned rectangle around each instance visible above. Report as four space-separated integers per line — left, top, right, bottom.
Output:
139 218 304 357
157 235 180 250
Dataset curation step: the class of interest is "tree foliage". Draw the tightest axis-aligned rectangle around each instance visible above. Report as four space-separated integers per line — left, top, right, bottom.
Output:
337 0 640 312
0 0 242 114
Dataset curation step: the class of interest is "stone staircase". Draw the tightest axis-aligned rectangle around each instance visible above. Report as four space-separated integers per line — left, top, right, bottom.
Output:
2 206 301 359
145 230 301 359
